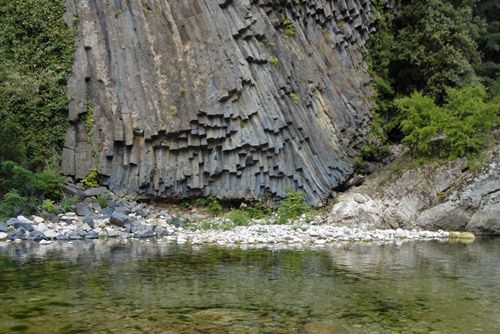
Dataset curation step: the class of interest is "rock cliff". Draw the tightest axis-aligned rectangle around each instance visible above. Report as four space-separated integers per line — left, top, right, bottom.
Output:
62 0 373 204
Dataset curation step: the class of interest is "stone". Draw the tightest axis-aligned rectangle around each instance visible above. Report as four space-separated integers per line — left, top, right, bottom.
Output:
458 232 475 240
466 204 500 235
6 218 19 226
9 229 26 240
68 231 83 240
0 223 7 233
17 215 33 225
56 234 69 240
39 240 52 245
76 202 93 216
134 226 155 238
13 221 34 232
44 230 58 239
27 230 47 241
154 226 169 237
61 0 374 205
32 216 45 224
85 231 99 239
110 211 130 226
105 227 118 238
0 232 7 240
80 223 92 232
417 203 471 231
82 186 108 198
82 214 95 228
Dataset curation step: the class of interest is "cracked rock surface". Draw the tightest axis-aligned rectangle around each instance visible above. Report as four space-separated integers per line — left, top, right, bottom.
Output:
62 0 373 205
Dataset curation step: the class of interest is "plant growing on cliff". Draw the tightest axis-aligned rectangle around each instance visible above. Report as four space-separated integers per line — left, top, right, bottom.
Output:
195 196 223 215
269 56 280 70
280 16 296 37
81 169 100 188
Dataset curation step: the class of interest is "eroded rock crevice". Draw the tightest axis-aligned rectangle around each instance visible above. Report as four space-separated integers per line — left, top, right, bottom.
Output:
62 0 373 204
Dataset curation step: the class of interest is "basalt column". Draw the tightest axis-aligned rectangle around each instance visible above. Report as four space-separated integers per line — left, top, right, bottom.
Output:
62 0 373 205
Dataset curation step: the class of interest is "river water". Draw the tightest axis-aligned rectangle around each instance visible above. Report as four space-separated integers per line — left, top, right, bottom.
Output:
0 239 498 333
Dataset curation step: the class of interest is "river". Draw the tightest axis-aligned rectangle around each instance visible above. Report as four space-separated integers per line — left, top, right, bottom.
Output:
0 239 498 333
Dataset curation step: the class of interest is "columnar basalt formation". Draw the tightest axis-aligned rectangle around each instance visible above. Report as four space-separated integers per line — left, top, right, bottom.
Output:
62 0 373 205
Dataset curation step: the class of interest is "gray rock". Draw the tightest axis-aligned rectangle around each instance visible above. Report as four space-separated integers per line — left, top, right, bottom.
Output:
110 212 130 226
76 202 93 216
417 203 471 231
100 207 112 217
8 229 26 240
466 204 500 235
6 218 20 226
75 228 87 237
105 227 118 238
68 231 83 240
85 231 99 239
82 214 95 228
13 221 34 232
17 215 33 225
0 232 7 240
132 206 146 217
127 220 143 233
60 0 374 205
114 206 131 214
27 230 47 241
56 234 69 240
44 230 58 239
154 226 169 237
83 186 108 198
134 226 155 238
0 223 8 233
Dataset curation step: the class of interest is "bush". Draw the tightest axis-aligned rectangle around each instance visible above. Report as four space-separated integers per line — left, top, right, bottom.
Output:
397 84 499 160
41 199 59 214
0 190 29 219
228 210 251 227
59 196 78 213
81 169 100 188
277 190 310 224
33 167 65 200
195 196 223 215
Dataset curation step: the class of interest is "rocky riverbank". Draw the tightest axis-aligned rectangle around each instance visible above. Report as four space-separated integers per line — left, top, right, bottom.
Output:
330 144 500 235
0 206 474 247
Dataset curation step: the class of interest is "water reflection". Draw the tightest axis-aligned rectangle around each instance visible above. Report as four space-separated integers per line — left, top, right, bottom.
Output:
0 239 498 333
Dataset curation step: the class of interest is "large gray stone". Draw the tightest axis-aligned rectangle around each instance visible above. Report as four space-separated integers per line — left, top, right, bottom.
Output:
417 202 471 231
134 226 155 239
83 186 108 198
466 204 500 235
110 212 130 226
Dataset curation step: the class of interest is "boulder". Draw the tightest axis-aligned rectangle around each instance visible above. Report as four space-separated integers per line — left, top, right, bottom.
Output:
416 202 471 231
110 211 130 226
134 226 155 238
0 223 8 233
27 230 47 241
466 204 500 235
85 231 99 239
83 186 108 198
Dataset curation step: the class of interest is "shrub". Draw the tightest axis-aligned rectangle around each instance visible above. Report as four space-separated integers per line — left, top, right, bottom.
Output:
244 202 270 219
195 196 223 215
277 189 310 224
228 210 251 227
0 190 29 219
397 84 499 160
81 169 100 188
280 16 296 37
33 167 65 200
59 196 78 213
41 199 59 214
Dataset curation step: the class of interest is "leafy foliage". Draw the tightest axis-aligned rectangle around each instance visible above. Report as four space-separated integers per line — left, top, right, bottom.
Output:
277 190 310 224
195 196 223 215
81 169 100 188
0 190 29 219
397 85 499 159
0 0 75 165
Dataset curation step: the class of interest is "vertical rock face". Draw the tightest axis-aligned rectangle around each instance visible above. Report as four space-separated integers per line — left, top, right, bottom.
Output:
62 0 373 205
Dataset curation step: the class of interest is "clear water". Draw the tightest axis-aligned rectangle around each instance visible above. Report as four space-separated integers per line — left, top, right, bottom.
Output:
0 239 498 333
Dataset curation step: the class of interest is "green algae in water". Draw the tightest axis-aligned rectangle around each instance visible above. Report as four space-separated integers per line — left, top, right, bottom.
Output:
0 239 499 333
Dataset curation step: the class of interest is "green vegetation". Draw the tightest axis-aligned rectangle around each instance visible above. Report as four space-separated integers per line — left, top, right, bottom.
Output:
195 196 223 215
397 85 498 160
0 0 75 217
59 196 78 213
41 199 59 214
228 210 251 227
81 169 100 188
277 190 310 224
366 0 499 162
96 194 109 208
280 16 296 37
0 0 75 166
269 56 280 70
